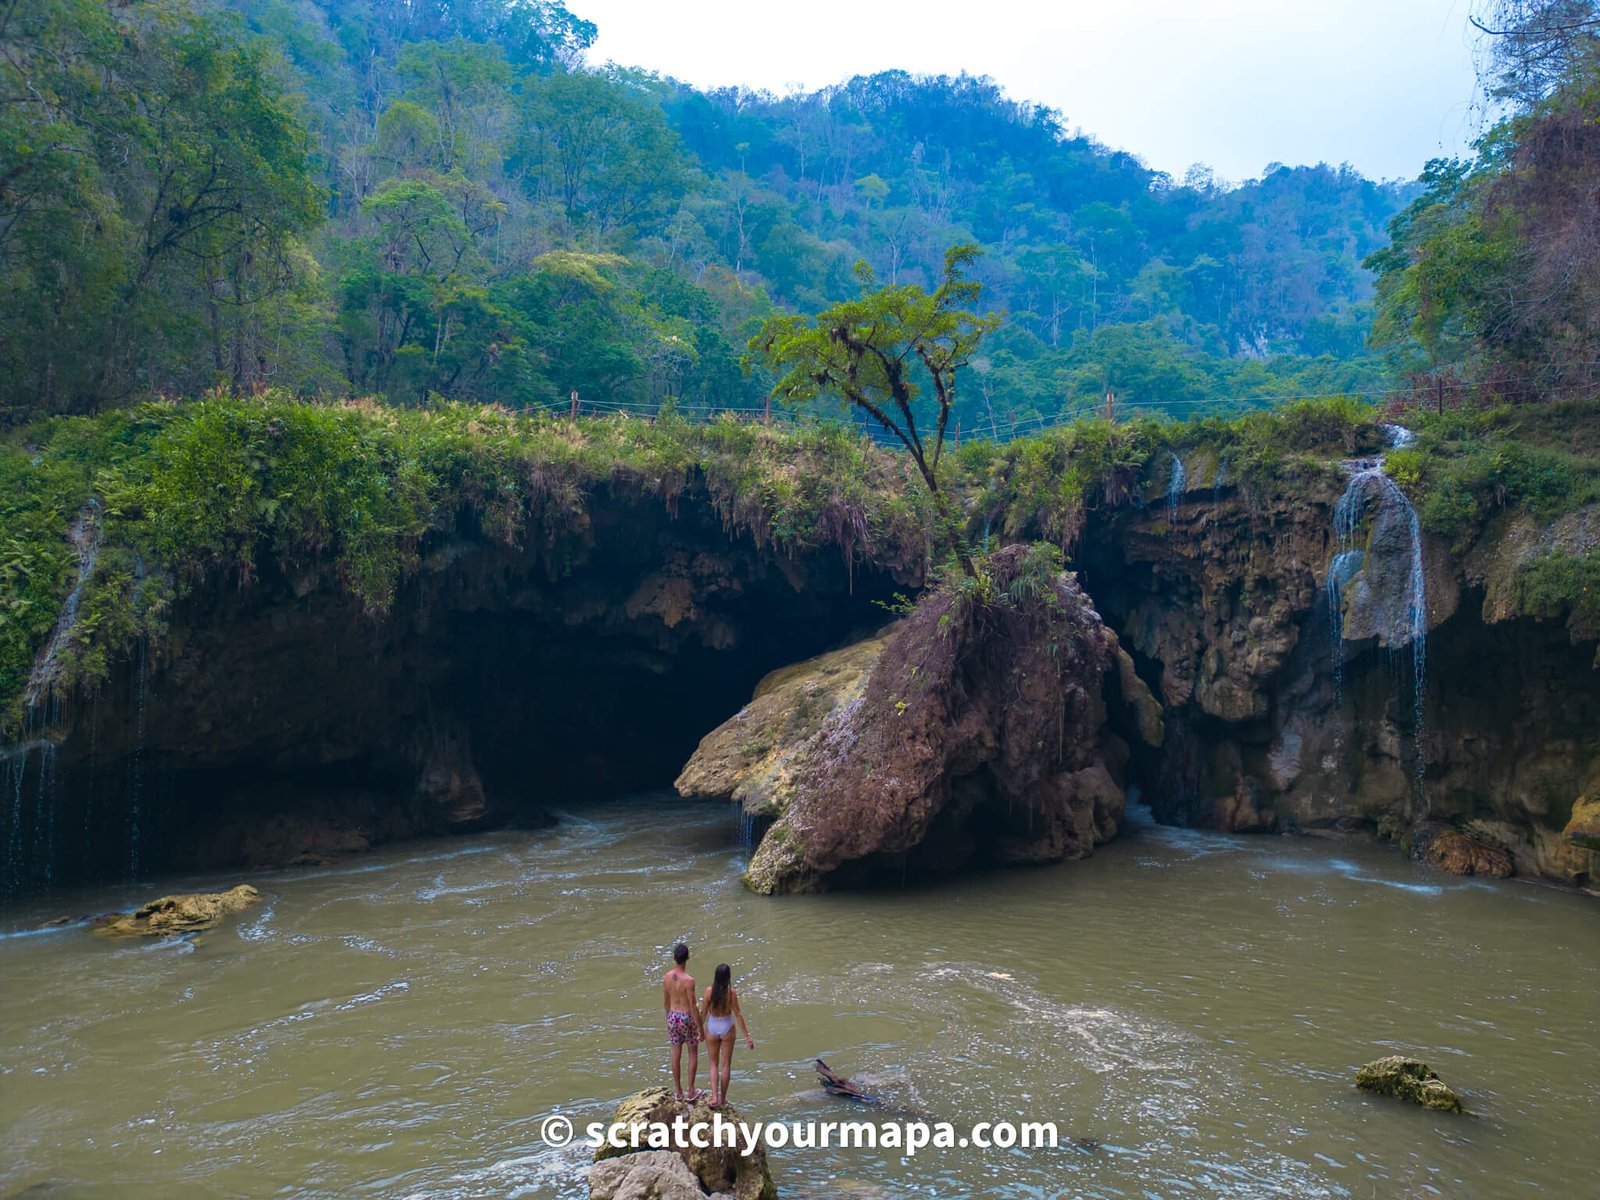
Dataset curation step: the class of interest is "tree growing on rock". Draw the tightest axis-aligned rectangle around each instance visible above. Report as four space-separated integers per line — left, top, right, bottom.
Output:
748 244 1000 575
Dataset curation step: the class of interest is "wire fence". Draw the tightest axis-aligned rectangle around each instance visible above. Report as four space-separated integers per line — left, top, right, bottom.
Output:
540 363 1600 449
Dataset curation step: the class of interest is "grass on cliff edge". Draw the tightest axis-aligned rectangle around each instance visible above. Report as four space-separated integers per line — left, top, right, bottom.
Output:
1383 397 1600 644
4 392 1593 736
0 395 932 734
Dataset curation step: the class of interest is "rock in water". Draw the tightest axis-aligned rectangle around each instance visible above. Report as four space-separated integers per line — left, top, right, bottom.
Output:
594 1088 776 1200
1408 823 1513 877
93 884 262 938
1355 1055 1464 1113
589 1150 707 1200
678 545 1163 893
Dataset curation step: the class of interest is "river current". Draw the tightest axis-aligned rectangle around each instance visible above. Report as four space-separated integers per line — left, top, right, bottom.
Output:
2 796 1596 1198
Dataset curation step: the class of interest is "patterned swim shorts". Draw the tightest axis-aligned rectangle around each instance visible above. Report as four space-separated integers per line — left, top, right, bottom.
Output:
667 1010 700 1046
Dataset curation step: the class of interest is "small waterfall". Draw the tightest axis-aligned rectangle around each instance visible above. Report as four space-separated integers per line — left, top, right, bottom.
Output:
5 743 27 894
1165 452 1186 524
1381 423 1416 448
3 504 98 896
128 633 149 882
23 502 101 710
1326 425 1428 799
1213 456 1229 503
1396 485 1428 796
1325 549 1364 702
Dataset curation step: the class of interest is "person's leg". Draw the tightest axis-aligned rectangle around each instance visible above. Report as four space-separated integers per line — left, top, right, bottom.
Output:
705 1036 725 1104
671 1041 684 1100
685 1037 701 1100
719 1037 734 1104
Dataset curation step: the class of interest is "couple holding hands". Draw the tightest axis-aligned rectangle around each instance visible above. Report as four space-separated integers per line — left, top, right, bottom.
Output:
662 942 753 1105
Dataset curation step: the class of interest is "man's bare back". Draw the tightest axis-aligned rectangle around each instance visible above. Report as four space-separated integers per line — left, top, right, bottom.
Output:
663 966 697 1015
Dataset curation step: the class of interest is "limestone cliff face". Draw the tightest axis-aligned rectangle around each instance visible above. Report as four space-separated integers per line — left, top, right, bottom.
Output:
1078 453 1600 889
677 546 1164 893
1 485 905 891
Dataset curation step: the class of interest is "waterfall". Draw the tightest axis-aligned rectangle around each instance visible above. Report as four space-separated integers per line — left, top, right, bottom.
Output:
5 743 27 895
2 504 99 896
1326 426 1428 798
23 502 101 710
128 633 148 882
1325 549 1364 702
1395 482 1428 796
1165 452 1186 524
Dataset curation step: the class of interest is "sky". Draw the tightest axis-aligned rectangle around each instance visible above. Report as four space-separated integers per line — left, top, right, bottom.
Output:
570 0 1490 183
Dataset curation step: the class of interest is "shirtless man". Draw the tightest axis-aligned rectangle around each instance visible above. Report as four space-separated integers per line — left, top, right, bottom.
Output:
662 942 705 1100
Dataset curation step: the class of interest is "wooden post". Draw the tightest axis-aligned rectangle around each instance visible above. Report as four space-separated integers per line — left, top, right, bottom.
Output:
955 417 961 447
570 389 579 420
1105 390 1116 423
764 393 771 426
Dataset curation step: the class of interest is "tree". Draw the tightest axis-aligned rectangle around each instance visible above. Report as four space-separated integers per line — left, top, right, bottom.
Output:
750 243 998 574
1473 0 1600 106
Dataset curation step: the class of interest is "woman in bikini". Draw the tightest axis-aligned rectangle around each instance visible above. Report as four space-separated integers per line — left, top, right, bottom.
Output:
698 963 754 1106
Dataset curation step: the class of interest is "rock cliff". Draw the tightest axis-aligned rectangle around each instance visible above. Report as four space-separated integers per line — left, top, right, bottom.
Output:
1075 448 1600 888
677 545 1163 892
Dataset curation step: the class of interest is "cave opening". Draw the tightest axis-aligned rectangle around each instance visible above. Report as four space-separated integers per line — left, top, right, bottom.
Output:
0 492 906 900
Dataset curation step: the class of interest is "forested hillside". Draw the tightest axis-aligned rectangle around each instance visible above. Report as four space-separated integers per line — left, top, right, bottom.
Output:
1 0 1414 430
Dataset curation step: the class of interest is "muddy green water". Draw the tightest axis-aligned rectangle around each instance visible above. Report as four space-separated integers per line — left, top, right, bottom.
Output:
2 797 1597 1199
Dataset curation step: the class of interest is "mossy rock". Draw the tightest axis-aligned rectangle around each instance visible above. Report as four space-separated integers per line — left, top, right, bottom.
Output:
93 883 261 938
1355 1055 1464 1113
595 1087 776 1200
1562 791 1600 851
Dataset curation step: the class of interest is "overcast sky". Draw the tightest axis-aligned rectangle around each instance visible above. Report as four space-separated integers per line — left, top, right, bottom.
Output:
571 0 1489 183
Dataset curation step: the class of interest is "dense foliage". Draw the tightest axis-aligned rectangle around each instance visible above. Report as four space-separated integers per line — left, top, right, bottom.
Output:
0 395 935 732
1366 1 1600 403
3 0 1406 431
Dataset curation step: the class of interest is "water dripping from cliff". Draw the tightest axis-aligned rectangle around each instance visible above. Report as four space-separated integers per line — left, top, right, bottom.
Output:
1326 427 1428 801
1 505 101 896
1165 451 1186 524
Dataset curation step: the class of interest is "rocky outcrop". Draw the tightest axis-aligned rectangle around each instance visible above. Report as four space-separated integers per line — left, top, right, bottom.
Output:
1 485 904 893
1408 823 1514 877
674 634 888 819
1076 450 1600 890
680 546 1163 893
1564 789 1600 851
590 1150 709 1200
593 1088 775 1200
1355 1055 1464 1113
93 883 260 937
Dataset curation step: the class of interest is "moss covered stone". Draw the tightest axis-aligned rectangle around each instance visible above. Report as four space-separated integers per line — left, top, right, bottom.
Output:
1355 1055 1464 1113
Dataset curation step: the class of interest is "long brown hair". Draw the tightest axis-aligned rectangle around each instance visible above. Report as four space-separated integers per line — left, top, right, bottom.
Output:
708 963 732 1015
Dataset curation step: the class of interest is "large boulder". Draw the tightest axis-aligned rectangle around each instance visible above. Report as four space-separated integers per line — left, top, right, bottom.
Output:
679 545 1163 893
1355 1055 1464 1113
674 635 888 818
589 1150 706 1200
93 884 261 938
594 1088 775 1200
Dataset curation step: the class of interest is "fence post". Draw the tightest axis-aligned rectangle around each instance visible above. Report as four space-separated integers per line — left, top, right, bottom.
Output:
570 390 579 420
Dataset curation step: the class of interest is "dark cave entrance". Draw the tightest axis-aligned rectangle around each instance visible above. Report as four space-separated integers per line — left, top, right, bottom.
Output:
0 492 905 898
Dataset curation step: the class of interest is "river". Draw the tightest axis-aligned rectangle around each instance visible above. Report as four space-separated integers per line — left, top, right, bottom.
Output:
2 796 1596 1198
